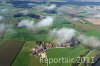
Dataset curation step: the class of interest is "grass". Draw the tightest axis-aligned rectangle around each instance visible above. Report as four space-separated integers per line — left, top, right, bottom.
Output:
72 19 100 38
9 16 100 66
12 41 88 66
12 41 35 66
47 45 88 66
1 3 100 66
78 50 99 66
12 41 47 66
3 13 72 41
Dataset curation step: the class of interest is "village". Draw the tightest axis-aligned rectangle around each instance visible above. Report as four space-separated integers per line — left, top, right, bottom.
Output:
0 0 100 66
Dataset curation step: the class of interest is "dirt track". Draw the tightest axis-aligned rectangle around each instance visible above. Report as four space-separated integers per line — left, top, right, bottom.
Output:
72 19 100 32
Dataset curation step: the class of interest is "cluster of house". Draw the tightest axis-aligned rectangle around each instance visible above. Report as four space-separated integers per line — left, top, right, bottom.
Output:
31 38 80 56
30 39 80 63
31 41 54 56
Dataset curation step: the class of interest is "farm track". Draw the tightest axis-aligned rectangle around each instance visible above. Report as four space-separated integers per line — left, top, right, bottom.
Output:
72 20 100 32
0 40 25 66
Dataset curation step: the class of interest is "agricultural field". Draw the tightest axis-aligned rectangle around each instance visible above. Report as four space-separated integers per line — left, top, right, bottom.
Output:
72 19 100 38
0 40 25 66
12 41 88 66
0 1 100 66
85 18 100 25
12 41 47 66
47 45 88 66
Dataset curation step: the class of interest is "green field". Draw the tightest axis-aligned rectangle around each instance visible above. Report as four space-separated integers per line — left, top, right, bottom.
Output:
12 41 88 66
0 3 100 66
47 45 88 66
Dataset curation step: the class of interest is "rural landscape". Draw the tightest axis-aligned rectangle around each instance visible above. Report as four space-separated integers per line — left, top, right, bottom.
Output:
0 0 100 66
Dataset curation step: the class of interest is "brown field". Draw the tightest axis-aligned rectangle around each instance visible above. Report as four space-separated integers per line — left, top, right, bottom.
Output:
72 19 100 32
85 18 100 25
0 40 25 66
72 20 95 30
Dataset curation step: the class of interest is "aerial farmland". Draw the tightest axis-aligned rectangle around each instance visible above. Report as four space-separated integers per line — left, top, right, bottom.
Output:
0 0 100 66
